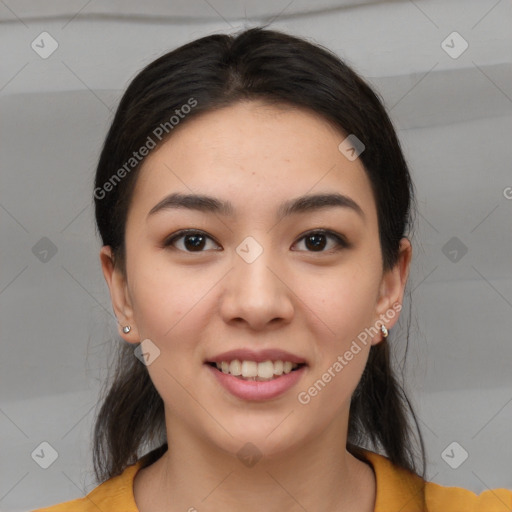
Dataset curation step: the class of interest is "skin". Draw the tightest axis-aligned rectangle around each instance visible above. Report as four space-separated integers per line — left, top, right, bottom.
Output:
100 100 412 512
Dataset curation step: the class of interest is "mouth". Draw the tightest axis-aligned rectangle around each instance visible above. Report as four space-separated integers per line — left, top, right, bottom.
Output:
205 360 308 381
205 359 308 401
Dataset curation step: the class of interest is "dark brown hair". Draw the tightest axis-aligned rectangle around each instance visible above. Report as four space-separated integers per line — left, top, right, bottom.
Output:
92 26 425 484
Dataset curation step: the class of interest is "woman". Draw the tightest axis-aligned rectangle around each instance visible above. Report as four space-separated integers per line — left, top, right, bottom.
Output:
33 26 512 511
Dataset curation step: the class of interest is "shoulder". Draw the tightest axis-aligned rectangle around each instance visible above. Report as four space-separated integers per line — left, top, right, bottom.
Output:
358 448 512 512
31 459 144 512
424 481 512 511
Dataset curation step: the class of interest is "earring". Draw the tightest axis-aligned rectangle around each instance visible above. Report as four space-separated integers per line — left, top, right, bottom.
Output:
381 325 388 338
122 325 131 334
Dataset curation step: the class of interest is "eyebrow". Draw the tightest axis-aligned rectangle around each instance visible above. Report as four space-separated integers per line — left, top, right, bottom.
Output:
147 192 365 221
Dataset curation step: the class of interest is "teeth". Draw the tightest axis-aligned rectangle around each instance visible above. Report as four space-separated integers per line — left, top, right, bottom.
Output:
214 360 300 380
229 360 242 376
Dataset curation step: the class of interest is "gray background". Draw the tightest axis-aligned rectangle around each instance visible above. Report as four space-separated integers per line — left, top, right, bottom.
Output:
1 0 511 510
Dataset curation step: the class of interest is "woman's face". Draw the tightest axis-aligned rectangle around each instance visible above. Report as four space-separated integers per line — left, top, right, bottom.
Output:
101 100 410 459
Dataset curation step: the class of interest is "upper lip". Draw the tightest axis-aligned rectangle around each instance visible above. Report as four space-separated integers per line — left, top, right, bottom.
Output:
206 348 307 365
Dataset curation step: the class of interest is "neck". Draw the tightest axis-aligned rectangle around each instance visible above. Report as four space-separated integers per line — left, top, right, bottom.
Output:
135 410 376 512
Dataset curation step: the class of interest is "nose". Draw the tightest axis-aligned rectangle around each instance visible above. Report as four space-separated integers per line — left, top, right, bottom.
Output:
219 241 295 331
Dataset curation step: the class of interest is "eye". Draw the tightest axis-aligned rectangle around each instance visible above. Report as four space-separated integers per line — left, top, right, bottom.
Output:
163 228 349 253
163 229 221 252
292 229 349 253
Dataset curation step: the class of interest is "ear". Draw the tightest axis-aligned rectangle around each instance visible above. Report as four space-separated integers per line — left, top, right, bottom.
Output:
99 245 139 344
371 237 412 346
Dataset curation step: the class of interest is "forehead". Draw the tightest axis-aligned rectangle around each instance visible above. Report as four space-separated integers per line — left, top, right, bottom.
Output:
128 101 378 226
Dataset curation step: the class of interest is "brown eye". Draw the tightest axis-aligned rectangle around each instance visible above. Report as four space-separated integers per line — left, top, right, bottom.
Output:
163 228 348 254
293 230 348 253
164 230 221 252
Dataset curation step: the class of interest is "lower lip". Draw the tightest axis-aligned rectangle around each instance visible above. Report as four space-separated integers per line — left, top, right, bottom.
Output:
205 364 306 401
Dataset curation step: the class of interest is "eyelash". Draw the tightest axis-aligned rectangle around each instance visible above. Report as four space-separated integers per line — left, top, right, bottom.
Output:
162 228 349 253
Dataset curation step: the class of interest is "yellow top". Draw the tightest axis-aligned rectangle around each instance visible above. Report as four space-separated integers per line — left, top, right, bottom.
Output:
32 448 512 512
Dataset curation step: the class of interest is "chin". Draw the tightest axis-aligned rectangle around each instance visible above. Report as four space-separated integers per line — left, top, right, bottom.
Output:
216 422 304 462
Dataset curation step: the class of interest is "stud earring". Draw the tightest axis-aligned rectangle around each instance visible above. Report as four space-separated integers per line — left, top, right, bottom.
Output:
122 325 131 334
381 325 388 338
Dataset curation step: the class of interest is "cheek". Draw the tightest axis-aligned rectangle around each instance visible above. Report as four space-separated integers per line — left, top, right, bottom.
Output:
301 259 380 341
295 264 379 412
127 255 207 342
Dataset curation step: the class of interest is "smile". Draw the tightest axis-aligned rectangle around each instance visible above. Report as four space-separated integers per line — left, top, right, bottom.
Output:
205 361 307 401
209 360 304 380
